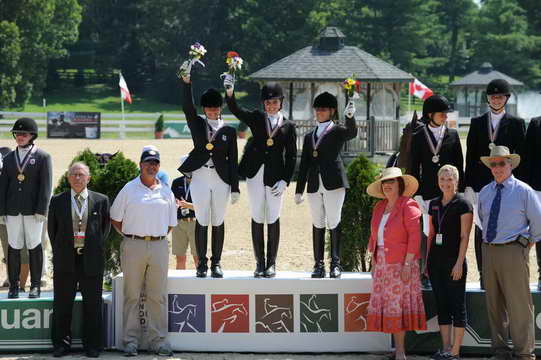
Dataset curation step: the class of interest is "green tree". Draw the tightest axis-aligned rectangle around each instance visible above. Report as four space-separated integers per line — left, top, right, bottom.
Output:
0 0 82 106
0 21 22 107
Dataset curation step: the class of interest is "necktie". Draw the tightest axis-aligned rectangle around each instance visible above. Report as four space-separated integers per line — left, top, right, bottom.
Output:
75 194 82 211
486 184 504 243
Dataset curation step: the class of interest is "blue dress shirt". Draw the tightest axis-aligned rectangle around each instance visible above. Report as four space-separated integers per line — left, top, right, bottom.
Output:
478 175 541 244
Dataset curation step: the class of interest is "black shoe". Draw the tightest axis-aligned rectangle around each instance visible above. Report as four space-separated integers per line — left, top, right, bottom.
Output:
251 220 265 278
7 286 19 299
264 264 276 278
329 263 342 278
194 221 208 278
196 262 208 278
311 262 326 278
210 263 223 278
53 346 69 358
311 226 326 278
254 262 265 278
85 349 100 358
29 286 41 298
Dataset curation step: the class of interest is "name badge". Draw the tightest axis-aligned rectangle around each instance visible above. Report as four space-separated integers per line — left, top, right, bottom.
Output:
435 233 443 245
74 231 86 247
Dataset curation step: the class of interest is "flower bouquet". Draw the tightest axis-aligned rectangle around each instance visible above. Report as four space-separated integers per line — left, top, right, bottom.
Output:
177 42 207 78
342 74 361 99
221 51 243 89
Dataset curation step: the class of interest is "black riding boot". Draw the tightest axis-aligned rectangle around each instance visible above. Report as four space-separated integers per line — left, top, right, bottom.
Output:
210 224 224 278
264 219 280 278
329 224 342 278
251 220 265 278
311 226 326 278
195 221 208 278
7 246 21 299
28 244 43 298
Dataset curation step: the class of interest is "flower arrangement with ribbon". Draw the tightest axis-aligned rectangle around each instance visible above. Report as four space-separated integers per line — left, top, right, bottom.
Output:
342 74 361 99
223 51 243 76
177 42 207 78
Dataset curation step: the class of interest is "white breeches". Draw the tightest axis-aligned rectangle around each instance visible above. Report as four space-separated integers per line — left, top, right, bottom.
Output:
190 166 230 227
246 165 283 224
6 215 43 250
307 176 345 230
414 197 431 236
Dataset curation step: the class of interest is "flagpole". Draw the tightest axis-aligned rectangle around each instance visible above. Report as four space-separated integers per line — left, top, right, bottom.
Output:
119 72 126 139
408 81 412 120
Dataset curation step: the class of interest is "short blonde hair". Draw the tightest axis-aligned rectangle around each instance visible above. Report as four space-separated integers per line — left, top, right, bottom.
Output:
438 164 459 182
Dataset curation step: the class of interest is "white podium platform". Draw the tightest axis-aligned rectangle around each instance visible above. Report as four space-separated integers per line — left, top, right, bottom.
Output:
112 270 390 353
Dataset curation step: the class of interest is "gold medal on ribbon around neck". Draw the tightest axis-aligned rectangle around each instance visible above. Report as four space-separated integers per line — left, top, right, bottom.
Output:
266 138 274 147
206 143 214 151
17 173 25 182
312 150 318 158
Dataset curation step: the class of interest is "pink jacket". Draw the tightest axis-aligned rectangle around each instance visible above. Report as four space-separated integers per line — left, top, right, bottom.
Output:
368 196 422 264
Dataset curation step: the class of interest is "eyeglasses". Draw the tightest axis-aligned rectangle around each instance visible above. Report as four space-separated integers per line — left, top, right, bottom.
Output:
69 173 89 178
489 161 508 168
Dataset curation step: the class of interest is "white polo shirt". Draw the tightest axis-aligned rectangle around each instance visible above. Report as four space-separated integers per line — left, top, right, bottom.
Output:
110 176 177 237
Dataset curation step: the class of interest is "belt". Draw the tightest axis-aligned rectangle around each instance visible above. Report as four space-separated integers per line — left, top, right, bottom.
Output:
75 247 84 255
181 218 195 222
125 234 166 241
203 164 215 169
485 240 517 247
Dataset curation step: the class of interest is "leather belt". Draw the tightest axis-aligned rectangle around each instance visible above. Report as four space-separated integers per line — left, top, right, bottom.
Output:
75 247 84 255
181 218 195 222
485 240 516 247
203 164 215 168
125 234 166 241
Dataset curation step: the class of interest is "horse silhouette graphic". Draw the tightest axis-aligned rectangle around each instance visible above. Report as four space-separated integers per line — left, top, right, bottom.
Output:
211 297 249 333
168 294 204 333
300 294 334 332
255 297 293 333
344 294 370 331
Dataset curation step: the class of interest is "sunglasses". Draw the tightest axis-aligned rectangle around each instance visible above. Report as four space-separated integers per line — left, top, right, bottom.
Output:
489 161 508 168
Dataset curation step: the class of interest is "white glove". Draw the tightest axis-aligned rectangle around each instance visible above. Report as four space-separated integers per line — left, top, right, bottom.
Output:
294 193 304 205
464 187 474 202
230 192 240 205
179 60 192 81
34 214 47 223
344 100 356 118
271 180 287 197
223 74 235 94
413 195 427 213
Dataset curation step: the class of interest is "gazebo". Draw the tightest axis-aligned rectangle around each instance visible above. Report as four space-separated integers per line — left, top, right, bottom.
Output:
249 27 413 156
449 63 524 118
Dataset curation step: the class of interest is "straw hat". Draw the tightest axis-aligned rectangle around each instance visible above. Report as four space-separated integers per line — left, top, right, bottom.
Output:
480 145 520 169
366 167 419 199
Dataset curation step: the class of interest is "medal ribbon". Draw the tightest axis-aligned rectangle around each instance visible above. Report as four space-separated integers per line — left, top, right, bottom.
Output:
488 112 501 144
184 177 191 199
312 121 335 150
15 145 37 176
266 112 284 140
422 125 445 158
206 117 224 144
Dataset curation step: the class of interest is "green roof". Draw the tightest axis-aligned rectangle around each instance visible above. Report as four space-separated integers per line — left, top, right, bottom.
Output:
450 63 524 87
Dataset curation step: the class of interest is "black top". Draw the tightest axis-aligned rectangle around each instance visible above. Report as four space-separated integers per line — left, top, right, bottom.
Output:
410 125 465 199
465 112 526 192
178 83 240 193
295 117 358 194
523 117 541 191
225 93 297 186
171 176 195 220
428 194 473 261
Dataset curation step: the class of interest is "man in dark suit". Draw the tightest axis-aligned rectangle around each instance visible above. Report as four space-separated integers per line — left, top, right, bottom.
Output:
523 113 541 289
464 79 526 288
48 162 110 358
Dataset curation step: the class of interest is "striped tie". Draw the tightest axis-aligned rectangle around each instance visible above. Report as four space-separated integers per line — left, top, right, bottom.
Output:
486 183 504 243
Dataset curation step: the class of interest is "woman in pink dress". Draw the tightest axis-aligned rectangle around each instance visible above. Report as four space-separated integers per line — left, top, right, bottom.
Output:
366 167 427 360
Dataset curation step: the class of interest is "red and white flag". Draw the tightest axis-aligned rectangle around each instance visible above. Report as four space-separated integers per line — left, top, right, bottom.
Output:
409 78 433 100
119 73 132 104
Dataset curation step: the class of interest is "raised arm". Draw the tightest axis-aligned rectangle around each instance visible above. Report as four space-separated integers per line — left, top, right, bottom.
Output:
225 91 257 128
181 78 198 121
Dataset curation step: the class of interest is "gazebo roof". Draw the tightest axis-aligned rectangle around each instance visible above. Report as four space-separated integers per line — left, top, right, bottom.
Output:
249 27 413 82
449 63 524 87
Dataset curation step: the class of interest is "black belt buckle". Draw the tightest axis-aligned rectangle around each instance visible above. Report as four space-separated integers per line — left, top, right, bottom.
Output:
76 247 84 255
516 235 529 248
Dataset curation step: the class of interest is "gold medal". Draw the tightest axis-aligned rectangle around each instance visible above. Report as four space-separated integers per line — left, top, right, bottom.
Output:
266 138 274 147
17 173 25 182
206 143 214 151
312 150 318 158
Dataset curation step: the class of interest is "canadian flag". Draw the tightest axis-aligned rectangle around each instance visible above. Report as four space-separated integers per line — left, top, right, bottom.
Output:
409 78 433 100
119 73 132 104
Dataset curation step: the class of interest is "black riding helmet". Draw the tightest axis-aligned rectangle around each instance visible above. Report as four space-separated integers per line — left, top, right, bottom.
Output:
313 92 338 109
200 88 223 108
11 117 38 143
422 95 452 119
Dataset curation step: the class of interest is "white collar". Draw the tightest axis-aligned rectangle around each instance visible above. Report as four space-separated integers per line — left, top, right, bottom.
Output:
206 117 223 131
490 111 505 123
71 188 89 200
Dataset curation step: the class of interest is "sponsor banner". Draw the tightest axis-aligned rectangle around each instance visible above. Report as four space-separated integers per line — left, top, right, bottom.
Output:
47 112 101 139
163 121 240 139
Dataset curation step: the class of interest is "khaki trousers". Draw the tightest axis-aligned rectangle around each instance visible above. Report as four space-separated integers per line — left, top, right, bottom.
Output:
482 242 535 360
120 237 170 350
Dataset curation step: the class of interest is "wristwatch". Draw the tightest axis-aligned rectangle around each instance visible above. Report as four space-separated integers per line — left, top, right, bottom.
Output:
404 262 411 266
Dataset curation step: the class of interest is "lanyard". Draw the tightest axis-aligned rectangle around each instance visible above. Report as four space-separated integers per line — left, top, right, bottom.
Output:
15 145 36 174
71 194 88 231
184 178 191 199
312 121 334 150
436 196 456 233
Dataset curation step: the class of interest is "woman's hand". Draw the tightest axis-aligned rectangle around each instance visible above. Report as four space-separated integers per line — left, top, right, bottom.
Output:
400 263 411 282
181 75 191 84
451 261 464 281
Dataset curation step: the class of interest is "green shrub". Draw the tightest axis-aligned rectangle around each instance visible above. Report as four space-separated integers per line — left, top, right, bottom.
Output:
155 113 164 132
54 149 139 278
340 154 380 272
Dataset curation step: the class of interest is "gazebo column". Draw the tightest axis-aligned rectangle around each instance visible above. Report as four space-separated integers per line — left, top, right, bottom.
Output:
289 82 294 120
